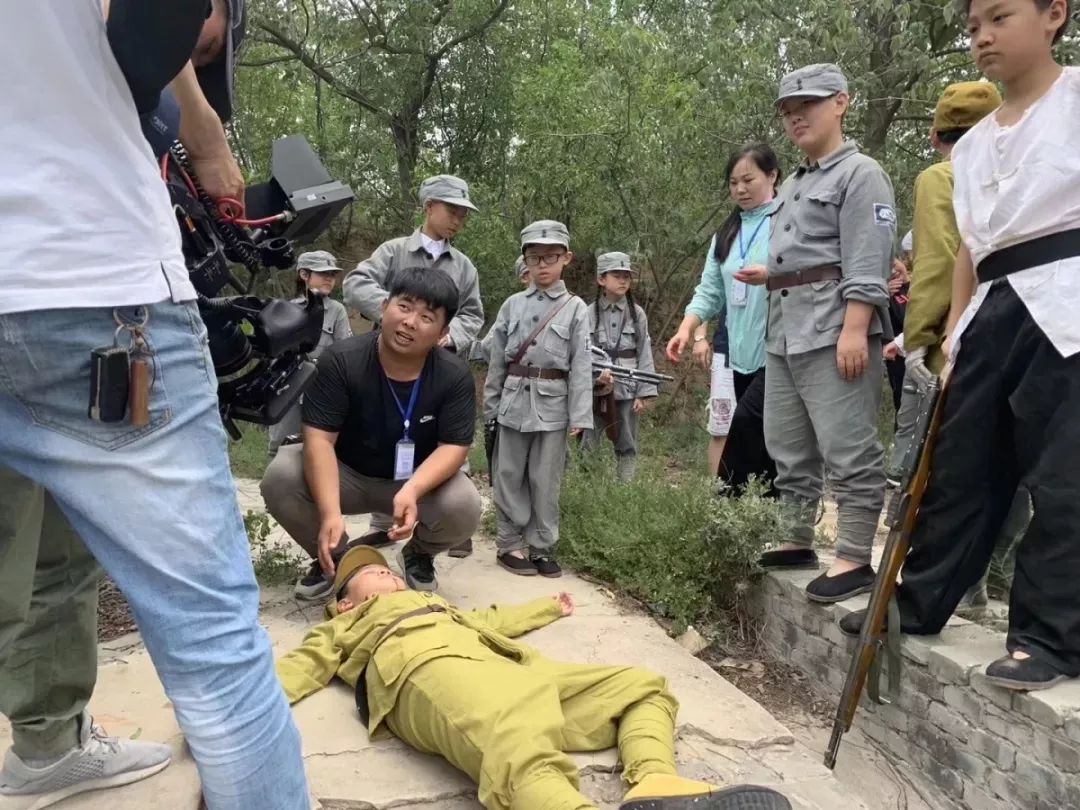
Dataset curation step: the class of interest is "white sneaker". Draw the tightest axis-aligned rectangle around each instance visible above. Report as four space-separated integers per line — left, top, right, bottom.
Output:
0 712 171 809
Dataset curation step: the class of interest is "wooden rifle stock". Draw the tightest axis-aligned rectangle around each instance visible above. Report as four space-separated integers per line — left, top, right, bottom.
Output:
825 373 950 769
593 391 620 443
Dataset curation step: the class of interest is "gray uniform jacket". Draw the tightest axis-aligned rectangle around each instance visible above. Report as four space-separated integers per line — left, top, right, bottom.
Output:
766 141 895 356
587 299 658 400
483 281 593 432
308 297 353 359
342 230 484 352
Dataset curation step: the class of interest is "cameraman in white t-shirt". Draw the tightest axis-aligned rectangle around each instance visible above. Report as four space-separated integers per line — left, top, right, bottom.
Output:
0 3 308 809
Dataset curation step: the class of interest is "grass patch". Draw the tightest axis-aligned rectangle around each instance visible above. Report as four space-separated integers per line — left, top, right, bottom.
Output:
244 509 305 586
229 424 270 480
559 406 788 635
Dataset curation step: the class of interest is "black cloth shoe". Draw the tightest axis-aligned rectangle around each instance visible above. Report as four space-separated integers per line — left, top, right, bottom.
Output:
757 548 819 570
447 538 473 558
805 565 875 604
985 654 1070 691
497 553 537 576
352 529 395 549
531 555 562 578
399 542 437 591
839 608 871 637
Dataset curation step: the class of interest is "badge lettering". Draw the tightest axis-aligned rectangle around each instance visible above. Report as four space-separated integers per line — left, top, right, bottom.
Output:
874 204 897 228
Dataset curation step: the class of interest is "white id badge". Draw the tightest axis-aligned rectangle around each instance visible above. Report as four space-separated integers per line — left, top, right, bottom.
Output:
731 280 749 307
394 440 415 481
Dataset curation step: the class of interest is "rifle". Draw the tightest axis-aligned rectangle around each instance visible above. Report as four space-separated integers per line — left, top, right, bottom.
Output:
483 419 498 485
824 372 950 770
590 346 674 388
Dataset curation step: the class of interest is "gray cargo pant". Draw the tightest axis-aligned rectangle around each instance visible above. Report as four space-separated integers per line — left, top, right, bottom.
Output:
493 427 568 554
580 398 638 480
764 344 885 565
0 467 100 761
260 445 482 559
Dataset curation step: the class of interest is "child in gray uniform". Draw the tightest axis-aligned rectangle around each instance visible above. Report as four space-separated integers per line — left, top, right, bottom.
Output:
483 221 593 578
581 252 657 481
738 64 895 603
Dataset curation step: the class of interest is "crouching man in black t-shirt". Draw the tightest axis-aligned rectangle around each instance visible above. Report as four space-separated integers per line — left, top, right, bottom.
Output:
261 267 482 601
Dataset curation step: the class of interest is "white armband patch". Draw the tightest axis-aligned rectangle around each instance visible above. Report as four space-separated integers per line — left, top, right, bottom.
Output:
874 204 897 228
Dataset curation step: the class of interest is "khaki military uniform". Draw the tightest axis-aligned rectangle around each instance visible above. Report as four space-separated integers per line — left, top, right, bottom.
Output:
764 141 894 565
276 590 679 810
580 299 657 478
483 281 593 553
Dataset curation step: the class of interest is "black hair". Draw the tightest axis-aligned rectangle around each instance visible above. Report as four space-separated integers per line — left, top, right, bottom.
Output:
385 266 459 324
713 143 783 262
936 127 972 145
962 0 1072 44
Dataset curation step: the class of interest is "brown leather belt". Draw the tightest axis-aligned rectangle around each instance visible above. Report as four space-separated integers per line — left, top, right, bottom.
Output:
766 265 842 292
508 363 568 380
610 348 637 359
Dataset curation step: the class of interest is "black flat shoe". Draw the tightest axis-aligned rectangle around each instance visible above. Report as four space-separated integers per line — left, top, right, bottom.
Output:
531 555 562 578
497 553 537 576
838 608 870 637
985 654 1070 691
805 565 875 603
757 549 820 570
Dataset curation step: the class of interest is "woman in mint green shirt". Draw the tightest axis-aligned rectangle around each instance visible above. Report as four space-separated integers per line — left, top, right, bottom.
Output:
667 143 780 492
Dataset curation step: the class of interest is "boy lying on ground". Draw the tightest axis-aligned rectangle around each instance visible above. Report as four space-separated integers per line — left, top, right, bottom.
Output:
276 546 791 810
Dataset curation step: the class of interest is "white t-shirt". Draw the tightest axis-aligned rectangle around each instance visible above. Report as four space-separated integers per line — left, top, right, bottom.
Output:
0 1 195 314
951 67 1080 359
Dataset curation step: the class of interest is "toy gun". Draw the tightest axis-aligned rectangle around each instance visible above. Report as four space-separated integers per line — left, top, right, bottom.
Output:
589 347 673 442
825 373 950 769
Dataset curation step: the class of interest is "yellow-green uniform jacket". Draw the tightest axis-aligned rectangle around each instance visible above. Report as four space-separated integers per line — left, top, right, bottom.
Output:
276 590 564 738
906 161 959 374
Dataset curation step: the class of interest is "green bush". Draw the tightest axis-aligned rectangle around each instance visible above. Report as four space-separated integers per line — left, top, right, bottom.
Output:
244 509 305 586
559 447 787 633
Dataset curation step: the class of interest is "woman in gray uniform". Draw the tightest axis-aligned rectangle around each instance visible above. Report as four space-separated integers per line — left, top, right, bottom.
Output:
739 64 896 603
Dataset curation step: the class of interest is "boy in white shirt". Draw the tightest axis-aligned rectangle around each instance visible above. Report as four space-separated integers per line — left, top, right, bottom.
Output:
843 0 1080 691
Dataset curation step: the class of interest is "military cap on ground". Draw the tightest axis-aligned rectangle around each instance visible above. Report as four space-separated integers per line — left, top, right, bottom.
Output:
520 220 570 250
596 252 635 277
933 81 1002 132
776 64 849 105
333 545 390 597
419 174 478 212
297 250 342 273
515 256 528 277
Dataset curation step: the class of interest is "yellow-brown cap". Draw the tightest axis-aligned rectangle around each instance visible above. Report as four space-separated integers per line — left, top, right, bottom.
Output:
332 545 391 598
933 81 1001 132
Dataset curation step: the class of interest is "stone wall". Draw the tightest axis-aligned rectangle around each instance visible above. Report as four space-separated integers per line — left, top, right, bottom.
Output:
748 567 1080 810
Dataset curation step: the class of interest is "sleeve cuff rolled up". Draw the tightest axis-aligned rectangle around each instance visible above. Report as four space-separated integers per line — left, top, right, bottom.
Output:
838 275 889 307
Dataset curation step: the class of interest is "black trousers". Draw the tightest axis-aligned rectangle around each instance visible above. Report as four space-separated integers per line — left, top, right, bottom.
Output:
896 283 1080 674
717 368 778 497
886 356 905 417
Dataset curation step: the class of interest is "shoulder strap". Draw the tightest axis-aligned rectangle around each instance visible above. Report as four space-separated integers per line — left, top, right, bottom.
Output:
510 294 574 365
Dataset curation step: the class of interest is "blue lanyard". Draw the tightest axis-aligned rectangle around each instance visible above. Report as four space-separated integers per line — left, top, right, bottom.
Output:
385 373 422 439
737 217 768 267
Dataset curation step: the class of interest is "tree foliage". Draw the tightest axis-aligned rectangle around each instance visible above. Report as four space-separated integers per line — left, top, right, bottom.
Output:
234 0 1079 328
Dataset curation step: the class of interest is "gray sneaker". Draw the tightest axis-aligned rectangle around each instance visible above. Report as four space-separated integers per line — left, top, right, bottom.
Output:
0 712 171 809
294 558 333 602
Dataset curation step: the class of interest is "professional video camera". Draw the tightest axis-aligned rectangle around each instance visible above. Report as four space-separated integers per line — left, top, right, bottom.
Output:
161 134 354 439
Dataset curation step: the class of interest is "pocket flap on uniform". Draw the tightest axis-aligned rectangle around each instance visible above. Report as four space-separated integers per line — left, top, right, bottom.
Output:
807 188 842 206
549 321 571 340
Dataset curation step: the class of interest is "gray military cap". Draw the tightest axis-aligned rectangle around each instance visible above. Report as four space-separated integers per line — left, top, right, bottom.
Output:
776 64 849 105
520 220 570 250
296 250 342 273
419 174 478 211
514 256 528 277
596 251 635 277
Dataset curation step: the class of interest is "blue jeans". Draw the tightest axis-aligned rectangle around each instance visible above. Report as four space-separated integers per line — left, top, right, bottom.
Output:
0 302 308 809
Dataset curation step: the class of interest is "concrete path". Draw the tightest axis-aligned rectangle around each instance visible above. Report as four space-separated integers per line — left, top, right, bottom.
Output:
0 481 866 810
